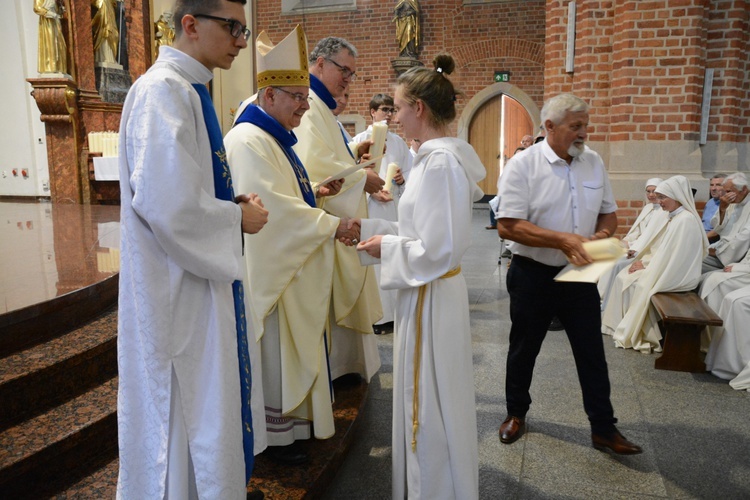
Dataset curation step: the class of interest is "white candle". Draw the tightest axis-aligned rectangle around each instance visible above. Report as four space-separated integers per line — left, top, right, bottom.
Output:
384 162 399 189
370 121 388 170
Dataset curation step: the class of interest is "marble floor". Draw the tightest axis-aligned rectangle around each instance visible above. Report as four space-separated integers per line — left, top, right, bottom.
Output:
0 201 120 315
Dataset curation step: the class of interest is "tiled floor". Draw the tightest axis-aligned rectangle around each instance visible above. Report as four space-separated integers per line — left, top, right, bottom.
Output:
4 201 749 499
322 207 750 499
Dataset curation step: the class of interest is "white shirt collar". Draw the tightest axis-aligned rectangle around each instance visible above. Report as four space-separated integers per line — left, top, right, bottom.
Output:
155 46 214 85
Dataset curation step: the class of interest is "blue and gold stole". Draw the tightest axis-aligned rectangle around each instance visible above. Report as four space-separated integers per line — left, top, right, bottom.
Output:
234 103 316 208
192 83 254 483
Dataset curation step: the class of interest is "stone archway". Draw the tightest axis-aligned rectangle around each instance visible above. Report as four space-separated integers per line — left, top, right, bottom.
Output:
458 83 541 195
457 82 540 141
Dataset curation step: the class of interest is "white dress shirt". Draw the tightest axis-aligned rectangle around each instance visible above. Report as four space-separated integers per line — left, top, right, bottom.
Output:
497 140 616 266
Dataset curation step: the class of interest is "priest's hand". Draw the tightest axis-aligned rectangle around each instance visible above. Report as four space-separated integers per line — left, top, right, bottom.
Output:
628 260 645 274
724 265 734 272
357 235 383 258
356 140 373 159
370 190 393 203
336 217 361 246
318 178 344 198
364 168 385 194
236 193 268 234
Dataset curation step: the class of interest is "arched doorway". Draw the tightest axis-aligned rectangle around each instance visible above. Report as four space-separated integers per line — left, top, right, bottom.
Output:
458 83 540 197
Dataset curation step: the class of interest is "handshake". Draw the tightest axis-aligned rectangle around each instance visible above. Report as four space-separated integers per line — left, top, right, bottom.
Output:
336 217 361 246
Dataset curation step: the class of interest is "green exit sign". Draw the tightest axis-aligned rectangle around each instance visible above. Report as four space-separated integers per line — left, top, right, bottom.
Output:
494 71 510 82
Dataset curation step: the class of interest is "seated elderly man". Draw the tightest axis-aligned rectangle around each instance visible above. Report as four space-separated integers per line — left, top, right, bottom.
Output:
702 172 750 273
704 285 750 392
703 173 726 236
699 246 750 349
602 176 708 353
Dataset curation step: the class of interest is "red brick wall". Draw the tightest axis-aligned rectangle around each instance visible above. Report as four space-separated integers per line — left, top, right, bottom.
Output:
255 0 547 134
544 0 749 144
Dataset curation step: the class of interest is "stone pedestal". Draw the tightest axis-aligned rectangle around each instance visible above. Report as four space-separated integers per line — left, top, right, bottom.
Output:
27 77 82 203
95 65 132 104
391 57 423 75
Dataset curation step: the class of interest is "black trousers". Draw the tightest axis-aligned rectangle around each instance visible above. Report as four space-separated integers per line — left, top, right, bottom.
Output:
505 255 617 435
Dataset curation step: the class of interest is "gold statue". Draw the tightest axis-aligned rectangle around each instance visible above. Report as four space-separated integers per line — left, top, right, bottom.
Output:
154 12 175 60
34 0 68 74
91 0 119 64
393 0 420 59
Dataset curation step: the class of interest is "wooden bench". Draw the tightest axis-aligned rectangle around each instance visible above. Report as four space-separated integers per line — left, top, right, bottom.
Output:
650 292 723 372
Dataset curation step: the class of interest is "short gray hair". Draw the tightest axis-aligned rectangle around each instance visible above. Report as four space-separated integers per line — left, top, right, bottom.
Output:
309 37 358 63
711 173 727 180
724 172 748 189
540 94 589 127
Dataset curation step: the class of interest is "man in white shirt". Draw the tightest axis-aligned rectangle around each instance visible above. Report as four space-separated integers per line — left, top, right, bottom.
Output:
496 93 641 455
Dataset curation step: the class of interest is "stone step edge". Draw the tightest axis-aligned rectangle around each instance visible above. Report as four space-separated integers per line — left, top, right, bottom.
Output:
0 275 118 357
0 308 118 430
0 377 117 484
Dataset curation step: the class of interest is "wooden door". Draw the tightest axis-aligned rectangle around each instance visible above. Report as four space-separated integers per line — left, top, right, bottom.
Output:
503 95 534 165
468 94 534 197
468 95 501 198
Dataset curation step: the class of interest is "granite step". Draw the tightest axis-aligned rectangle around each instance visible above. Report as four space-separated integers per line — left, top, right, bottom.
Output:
0 306 118 431
0 275 118 357
42 376 370 499
0 377 118 499
51 456 119 499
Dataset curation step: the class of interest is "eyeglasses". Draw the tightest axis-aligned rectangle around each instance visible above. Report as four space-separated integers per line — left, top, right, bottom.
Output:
377 107 395 114
274 87 311 103
325 57 357 80
193 14 251 41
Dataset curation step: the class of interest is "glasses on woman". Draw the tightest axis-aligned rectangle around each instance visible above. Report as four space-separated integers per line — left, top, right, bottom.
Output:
274 87 311 103
193 14 251 41
325 58 357 80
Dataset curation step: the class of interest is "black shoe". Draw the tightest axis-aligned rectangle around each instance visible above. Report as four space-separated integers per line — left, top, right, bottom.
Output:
264 444 309 465
548 317 565 331
334 373 364 386
247 489 265 500
374 321 394 335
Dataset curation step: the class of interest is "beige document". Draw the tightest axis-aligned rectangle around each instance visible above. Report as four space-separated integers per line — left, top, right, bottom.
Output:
317 155 385 186
554 238 626 283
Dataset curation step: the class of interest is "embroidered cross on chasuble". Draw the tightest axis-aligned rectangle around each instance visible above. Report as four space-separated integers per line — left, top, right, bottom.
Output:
234 101 317 208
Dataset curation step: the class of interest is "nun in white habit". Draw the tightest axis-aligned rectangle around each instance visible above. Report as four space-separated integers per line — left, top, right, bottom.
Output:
598 178 669 317
704 285 750 391
622 178 665 247
603 175 709 352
